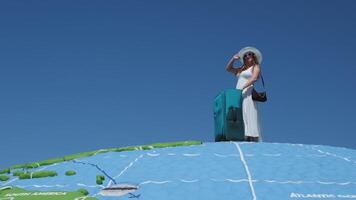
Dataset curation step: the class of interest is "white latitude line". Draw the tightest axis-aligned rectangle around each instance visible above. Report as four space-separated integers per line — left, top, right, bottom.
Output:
233 142 257 200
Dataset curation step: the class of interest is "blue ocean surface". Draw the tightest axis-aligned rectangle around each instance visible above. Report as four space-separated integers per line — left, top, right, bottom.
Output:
2 142 356 200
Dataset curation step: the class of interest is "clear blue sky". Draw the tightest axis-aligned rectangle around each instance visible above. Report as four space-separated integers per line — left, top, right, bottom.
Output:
1 0 356 169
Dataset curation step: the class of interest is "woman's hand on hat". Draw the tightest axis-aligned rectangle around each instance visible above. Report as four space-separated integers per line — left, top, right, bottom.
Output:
233 53 240 60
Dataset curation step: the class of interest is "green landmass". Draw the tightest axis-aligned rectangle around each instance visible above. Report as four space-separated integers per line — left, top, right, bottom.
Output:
65 170 76 176
77 188 89 196
0 168 10 174
13 170 26 177
0 141 202 175
0 175 9 181
0 186 97 200
96 175 105 185
17 170 57 180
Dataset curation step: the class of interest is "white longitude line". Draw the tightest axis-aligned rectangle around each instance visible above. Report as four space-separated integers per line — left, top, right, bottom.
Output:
91 154 145 197
233 142 257 200
106 154 144 187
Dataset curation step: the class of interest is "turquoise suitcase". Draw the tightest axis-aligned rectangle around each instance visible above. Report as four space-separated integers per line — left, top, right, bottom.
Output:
214 89 244 141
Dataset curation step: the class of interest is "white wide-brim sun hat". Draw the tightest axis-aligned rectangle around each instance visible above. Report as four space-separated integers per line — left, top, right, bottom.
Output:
238 46 263 65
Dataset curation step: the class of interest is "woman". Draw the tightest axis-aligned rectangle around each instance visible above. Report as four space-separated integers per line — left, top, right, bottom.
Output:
225 46 263 142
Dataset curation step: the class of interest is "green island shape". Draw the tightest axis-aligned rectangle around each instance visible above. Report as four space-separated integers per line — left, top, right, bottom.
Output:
0 175 9 181
18 170 58 179
0 186 97 200
96 175 105 185
65 170 76 176
0 140 202 175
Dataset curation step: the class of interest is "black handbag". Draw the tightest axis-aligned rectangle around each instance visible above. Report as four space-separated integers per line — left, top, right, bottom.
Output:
252 73 267 102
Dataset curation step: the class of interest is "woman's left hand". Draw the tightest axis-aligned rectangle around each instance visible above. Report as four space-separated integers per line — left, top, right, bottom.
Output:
233 53 240 60
241 85 253 95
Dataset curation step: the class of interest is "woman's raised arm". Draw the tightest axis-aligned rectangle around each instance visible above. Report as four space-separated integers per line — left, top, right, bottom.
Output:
226 54 241 75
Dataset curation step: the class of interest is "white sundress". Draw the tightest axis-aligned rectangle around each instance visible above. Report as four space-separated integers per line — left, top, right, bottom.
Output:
236 66 262 141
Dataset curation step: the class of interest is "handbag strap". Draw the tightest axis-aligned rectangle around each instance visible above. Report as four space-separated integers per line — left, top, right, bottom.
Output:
260 73 265 89
252 65 266 89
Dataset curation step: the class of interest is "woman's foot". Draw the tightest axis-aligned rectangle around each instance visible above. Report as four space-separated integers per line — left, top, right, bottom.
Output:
245 136 259 142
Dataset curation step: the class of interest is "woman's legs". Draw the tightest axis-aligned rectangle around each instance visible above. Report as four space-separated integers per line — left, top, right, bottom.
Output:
242 90 261 142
